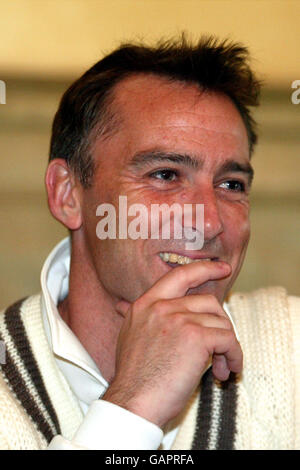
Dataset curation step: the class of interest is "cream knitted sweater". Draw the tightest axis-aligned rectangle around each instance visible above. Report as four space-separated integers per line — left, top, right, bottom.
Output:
0 287 299 450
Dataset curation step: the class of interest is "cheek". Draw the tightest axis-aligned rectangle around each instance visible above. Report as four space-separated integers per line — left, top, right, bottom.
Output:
236 215 250 246
224 203 250 252
222 206 250 291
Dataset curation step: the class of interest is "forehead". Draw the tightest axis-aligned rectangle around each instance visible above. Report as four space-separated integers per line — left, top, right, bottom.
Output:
95 74 249 168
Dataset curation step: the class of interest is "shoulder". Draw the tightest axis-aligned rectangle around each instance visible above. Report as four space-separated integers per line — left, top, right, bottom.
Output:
228 286 300 322
227 286 297 360
0 295 43 354
0 294 42 327
0 294 44 373
287 295 300 316
228 285 290 303
286 295 300 345
227 285 300 318
0 294 41 317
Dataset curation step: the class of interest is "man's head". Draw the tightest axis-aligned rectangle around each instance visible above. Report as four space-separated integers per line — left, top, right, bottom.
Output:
49 35 260 188
46 35 261 304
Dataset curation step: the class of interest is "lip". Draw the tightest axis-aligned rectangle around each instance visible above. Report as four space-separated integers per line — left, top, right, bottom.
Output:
158 250 219 261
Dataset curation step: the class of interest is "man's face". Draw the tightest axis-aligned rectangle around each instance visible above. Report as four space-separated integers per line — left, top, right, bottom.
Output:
80 75 252 304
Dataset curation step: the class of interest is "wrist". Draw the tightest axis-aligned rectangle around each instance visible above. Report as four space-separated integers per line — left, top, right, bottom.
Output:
102 386 171 428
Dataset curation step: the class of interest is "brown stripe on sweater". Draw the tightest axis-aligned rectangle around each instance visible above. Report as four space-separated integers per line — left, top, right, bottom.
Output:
3 298 61 440
216 372 238 450
0 334 55 443
191 368 214 449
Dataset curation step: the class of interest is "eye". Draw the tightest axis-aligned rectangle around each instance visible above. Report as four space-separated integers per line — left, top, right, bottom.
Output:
219 180 246 192
148 169 179 182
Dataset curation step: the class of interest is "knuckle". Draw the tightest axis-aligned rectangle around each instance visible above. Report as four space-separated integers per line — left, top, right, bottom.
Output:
181 321 203 342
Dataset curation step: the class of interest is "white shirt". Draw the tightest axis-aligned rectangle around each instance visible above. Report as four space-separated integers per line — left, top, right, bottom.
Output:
42 238 238 450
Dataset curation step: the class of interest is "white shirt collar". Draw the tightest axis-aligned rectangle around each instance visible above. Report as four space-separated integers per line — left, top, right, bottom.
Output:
40 237 108 413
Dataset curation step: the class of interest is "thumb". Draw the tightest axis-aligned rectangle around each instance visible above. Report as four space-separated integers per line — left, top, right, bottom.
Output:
115 299 131 317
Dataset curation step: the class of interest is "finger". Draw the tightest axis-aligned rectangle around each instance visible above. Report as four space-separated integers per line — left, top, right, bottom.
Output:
168 312 233 331
143 260 231 303
212 354 230 381
205 328 243 375
156 294 227 318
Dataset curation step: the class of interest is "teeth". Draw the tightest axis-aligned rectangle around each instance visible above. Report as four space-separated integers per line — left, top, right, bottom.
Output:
159 252 212 265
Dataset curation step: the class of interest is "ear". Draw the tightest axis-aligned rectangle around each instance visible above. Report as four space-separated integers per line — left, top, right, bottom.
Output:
45 158 83 230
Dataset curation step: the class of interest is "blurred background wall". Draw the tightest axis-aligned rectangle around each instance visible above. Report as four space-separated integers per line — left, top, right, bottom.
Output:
0 0 299 308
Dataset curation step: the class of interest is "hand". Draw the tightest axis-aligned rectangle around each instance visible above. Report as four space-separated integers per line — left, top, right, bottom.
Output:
102 261 243 428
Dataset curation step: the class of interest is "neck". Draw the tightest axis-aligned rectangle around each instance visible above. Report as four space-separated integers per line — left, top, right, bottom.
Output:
58 233 124 383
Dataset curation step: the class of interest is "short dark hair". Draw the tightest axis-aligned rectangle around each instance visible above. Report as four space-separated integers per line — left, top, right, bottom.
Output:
49 34 261 188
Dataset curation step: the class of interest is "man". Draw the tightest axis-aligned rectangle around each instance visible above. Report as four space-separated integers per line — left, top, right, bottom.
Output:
0 36 299 450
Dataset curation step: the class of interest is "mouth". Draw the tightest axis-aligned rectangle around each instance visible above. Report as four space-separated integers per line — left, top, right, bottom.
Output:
159 252 219 267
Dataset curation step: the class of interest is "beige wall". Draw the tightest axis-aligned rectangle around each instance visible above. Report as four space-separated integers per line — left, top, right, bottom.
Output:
0 0 299 85
0 0 299 307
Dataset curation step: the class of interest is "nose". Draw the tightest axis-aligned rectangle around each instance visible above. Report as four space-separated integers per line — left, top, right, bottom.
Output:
186 185 224 243
203 190 224 242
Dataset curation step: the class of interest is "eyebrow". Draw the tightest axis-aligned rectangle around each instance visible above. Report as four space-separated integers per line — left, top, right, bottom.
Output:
129 150 201 170
129 150 254 185
216 160 254 186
